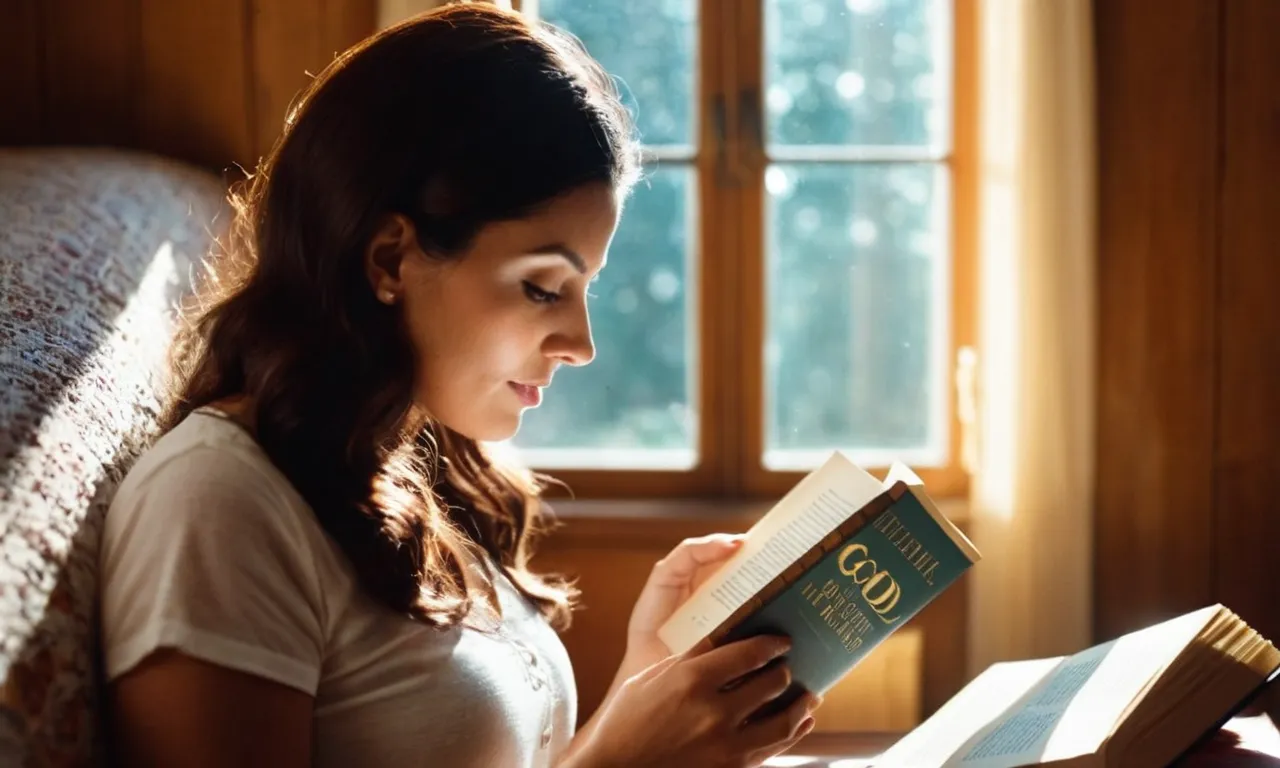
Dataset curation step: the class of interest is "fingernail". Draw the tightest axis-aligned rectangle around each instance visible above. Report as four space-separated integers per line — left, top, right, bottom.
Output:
808 694 824 711
799 716 816 736
774 638 792 655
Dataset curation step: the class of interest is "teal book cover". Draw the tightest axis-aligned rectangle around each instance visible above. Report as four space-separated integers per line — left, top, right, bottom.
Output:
719 483 979 705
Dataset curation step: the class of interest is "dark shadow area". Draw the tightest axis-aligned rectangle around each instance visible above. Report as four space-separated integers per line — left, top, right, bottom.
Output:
1174 676 1280 768
1 436 152 765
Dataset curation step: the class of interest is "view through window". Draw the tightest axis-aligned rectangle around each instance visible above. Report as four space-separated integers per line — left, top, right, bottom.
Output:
513 0 966 498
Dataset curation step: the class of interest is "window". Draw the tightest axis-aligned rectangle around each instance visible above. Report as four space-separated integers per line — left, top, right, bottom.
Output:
512 0 974 500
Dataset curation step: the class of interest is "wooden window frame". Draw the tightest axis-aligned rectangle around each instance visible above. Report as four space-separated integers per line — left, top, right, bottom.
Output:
527 0 977 505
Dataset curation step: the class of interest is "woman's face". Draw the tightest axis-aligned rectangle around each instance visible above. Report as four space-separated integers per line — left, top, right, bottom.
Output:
394 182 619 442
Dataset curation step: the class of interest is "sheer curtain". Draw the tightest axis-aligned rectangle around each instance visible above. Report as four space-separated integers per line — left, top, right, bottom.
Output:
966 0 1097 674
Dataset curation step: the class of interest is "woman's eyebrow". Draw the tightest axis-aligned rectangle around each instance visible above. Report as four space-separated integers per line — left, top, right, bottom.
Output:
526 243 586 274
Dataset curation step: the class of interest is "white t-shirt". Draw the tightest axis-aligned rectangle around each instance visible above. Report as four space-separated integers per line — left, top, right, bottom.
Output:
100 409 578 766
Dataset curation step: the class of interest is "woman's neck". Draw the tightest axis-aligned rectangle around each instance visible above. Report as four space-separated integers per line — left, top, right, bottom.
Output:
206 394 257 435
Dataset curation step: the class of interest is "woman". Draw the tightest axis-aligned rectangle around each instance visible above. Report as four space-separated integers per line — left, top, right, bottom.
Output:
98 4 820 766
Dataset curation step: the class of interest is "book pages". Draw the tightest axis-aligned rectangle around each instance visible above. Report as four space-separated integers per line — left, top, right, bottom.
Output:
657 452 885 654
875 658 1065 768
876 606 1222 768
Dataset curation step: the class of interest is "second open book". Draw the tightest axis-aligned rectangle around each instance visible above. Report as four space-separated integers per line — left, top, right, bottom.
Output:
875 603 1280 767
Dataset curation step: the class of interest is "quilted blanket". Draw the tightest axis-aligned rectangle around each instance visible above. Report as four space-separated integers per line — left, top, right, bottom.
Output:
0 148 224 766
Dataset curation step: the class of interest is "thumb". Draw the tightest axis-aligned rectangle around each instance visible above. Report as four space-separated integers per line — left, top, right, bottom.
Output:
653 534 746 584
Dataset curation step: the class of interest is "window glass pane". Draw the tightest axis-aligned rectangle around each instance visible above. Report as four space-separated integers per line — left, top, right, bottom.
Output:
765 0 949 147
764 162 949 469
514 166 696 469
538 0 696 147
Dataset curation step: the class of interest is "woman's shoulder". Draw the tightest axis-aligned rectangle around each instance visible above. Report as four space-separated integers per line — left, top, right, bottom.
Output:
109 408 313 541
120 409 272 492
99 409 334 693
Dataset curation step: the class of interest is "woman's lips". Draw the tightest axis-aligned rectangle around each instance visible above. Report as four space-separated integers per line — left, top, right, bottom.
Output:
508 382 542 407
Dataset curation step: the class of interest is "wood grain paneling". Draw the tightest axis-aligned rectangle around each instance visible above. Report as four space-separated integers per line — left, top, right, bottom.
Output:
319 0 379 71
0 0 44 144
249 0 385 174
1096 0 1280 655
1094 0 1221 640
1 0 377 170
1215 0 1280 646
137 0 255 171
43 0 140 146
251 0 319 166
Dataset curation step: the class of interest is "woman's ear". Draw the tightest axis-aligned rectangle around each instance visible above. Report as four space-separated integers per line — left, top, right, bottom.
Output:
364 214 420 305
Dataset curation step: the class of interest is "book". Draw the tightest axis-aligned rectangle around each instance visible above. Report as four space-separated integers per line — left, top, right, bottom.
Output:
874 604 1280 767
657 451 980 713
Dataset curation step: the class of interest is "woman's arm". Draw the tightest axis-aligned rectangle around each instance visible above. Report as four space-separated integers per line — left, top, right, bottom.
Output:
557 650 648 766
110 650 313 768
558 534 748 766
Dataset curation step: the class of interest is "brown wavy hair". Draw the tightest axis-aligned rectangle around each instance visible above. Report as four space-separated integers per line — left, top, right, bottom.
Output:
160 3 640 631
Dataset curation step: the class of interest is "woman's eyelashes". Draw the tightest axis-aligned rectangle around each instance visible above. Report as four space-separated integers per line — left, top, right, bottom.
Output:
522 280 561 305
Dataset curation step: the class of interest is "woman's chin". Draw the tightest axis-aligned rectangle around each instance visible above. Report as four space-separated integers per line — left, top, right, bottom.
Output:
455 412 523 444
419 396 525 442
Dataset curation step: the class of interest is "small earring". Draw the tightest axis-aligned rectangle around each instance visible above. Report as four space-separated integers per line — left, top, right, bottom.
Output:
379 290 396 305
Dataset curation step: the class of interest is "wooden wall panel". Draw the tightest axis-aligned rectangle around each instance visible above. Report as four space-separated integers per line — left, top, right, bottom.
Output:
0 0 45 144
137 0 255 171
1096 0 1280 656
251 0 326 165
320 0 379 67
43 0 140 146
1094 0 1221 640
250 0 377 169
0 0 377 168
1215 0 1280 646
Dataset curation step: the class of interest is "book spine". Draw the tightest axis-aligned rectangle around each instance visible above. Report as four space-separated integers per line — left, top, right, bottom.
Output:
714 483 975 699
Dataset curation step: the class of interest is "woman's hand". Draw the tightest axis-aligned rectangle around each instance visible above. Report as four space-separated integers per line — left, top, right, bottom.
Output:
623 534 746 674
566 635 821 768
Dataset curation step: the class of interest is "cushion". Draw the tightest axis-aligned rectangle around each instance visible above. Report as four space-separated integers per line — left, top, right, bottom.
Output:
0 148 225 765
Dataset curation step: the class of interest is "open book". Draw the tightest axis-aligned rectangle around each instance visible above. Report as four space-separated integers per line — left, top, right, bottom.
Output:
658 452 980 710
876 605 1280 767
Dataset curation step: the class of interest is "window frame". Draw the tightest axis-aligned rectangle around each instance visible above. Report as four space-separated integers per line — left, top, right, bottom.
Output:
521 0 976 504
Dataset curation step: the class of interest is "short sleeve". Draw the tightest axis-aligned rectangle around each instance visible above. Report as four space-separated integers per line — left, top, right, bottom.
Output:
100 444 327 694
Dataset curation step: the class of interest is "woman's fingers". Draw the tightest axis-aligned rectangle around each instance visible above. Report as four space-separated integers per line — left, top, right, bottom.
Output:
687 635 792 688
744 715 818 767
737 689 821 754
725 660 792 721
